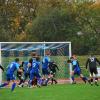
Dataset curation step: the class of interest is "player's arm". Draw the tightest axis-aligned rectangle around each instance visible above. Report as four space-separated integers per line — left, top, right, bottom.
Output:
17 68 23 73
0 65 4 72
28 63 32 67
16 64 23 73
28 58 32 67
55 64 59 71
67 59 71 63
96 58 100 65
21 61 24 67
86 58 89 69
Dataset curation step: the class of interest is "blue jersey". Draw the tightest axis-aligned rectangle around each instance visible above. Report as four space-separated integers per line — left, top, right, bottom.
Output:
72 60 80 71
29 60 41 81
31 60 40 73
23 61 29 73
6 62 20 75
42 56 50 69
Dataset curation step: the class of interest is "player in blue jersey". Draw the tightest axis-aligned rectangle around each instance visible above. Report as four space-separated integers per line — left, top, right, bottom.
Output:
22 61 30 82
0 58 22 91
68 55 89 84
42 51 51 85
17 60 32 87
28 55 42 87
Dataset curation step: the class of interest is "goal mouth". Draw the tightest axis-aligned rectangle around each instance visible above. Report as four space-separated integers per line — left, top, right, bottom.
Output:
0 42 72 84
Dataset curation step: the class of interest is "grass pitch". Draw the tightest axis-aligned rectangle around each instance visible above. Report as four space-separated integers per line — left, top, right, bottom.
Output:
0 84 100 100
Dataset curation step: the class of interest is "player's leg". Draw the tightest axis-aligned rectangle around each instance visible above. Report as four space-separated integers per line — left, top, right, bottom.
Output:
24 73 28 82
89 69 94 85
0 74 10 88
24 73 30 86
36 73 42 87
49 72 54 85
71 71 76 84
11 80 16 91
32 77 37 86
17 74 22 85
45 69 51 85
18 76 24 87
79 70 88 84
51 72 57 84
94 68 99 86
80 74 88 83
10 74 18 91
51 73 54 84
42 68 49 84
0 82 9 88
29 72 35 87
40 77 46 86
42 68 46 80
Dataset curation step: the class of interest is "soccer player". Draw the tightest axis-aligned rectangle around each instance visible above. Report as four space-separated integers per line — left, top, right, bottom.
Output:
49 61 59 84
86 54 100 86
42 51 51 85
28 56 42 87
22 61 30 82
17 65 24 87
0 58 22 91
68 55 88 84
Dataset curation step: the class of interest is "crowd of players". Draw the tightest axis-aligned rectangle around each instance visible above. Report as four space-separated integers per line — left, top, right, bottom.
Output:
0 52 100 92
0 52 59 91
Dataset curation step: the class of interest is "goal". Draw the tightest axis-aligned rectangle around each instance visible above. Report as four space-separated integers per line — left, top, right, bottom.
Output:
0 42 72 84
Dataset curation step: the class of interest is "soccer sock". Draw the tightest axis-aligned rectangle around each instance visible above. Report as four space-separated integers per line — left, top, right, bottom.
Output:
21 79 24 84
94 77 99 86
71 76 74 82
18 80 21 85
0 83 8 88
82 77 87 83
90 78 93 83
37 78 42 85
11 83 16 92
53 79 57 84
29 80 32 87
95 78 98 82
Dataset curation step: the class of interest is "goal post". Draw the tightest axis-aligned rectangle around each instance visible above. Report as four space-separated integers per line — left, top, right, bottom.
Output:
0 43 2 85
0 42 72 84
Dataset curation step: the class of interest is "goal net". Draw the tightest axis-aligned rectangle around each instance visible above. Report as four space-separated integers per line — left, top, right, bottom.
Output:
0 42 72 84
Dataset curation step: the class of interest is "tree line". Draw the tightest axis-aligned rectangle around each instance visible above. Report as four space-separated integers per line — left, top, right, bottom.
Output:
0 0 100 55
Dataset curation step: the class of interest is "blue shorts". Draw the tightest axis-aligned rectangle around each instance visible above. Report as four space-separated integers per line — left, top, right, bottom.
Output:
42 68 49 75
30 72 41 81
6 74 16 81
74 68 81 76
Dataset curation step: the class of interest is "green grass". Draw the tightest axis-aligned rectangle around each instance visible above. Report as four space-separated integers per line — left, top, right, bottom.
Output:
0 84 100 100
